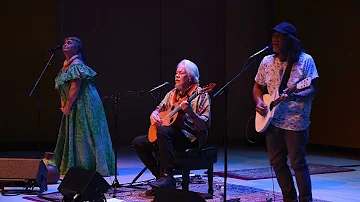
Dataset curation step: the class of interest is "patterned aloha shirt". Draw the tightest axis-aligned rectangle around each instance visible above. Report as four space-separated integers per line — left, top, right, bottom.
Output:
254 52 319 131
156 86 211 142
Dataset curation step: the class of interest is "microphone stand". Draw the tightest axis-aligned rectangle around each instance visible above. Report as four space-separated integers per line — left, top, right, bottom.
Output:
102 89 146 198
112 94 120 191
29 51 57 137
212 56 259 202
103 84 167 191
127 91 161 187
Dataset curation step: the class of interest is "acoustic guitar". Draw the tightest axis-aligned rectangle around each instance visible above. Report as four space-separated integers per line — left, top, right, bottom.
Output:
148 83 216 142
255 77 311 133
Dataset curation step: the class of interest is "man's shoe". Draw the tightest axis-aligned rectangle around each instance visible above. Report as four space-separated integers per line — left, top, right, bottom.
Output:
145 187 157 196
150 175 176 188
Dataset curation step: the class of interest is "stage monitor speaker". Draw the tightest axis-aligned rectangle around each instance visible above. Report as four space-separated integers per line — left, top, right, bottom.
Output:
0 158 48 193
153 188 206 202
58 167 110 202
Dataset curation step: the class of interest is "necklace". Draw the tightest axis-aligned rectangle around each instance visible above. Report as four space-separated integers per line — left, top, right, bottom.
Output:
62 54 80 72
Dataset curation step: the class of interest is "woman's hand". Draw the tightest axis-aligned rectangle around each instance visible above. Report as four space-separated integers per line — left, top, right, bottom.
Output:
61 105 70 115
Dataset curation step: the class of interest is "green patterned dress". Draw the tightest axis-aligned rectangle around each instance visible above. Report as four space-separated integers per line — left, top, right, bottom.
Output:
54 63 115 176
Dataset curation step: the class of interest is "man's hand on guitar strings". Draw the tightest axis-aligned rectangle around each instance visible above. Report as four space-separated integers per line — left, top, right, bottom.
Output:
280 88 297 102
150 111 162 126
179 101 195 116
256 101 268 117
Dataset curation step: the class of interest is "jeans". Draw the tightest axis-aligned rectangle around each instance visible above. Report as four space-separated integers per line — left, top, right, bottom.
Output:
266 124 313 202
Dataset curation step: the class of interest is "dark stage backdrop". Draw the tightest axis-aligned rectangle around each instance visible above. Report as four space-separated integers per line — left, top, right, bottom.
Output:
3 0 58 148
4 0 358 150
54 0 274 147
274 0 360 149
2 0 273 149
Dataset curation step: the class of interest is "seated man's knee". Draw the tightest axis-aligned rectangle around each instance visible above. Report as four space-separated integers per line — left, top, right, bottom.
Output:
156 126 169 138
132 135 146 148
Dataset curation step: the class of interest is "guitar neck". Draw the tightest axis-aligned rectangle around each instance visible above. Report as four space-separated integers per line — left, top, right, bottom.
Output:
169 106 182 117
270 86 297 109
188 91 199 102
168 91 199 117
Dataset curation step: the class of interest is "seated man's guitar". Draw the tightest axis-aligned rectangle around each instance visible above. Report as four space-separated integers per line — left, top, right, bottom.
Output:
148 83 216 142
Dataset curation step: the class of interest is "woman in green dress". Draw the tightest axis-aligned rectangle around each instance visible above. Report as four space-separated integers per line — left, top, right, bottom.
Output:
54 36 115 176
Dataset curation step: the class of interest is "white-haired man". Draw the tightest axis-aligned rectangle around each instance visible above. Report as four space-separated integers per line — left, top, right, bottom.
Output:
132 59 211 195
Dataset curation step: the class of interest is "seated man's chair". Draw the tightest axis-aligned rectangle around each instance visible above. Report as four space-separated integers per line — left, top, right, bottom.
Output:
131 146 218 195
172 146 218 194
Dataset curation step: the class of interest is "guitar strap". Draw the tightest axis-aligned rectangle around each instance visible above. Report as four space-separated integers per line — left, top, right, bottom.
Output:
278 60 294 94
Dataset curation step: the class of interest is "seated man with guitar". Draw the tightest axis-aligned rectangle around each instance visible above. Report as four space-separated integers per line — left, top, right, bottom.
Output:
132 59 213 195
253 22 319 202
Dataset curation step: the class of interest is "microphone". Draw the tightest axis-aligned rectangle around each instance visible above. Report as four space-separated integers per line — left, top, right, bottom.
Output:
148 82 169 93
73 193 80 200
249 46 271 58
48 45 62 52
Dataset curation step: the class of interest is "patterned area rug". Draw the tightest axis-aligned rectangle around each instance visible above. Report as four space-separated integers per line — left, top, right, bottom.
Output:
22 179 331 202
210 163 356 180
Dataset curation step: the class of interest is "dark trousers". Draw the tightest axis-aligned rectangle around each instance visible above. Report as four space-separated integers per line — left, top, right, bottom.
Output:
132 126 197 177
266 124 312 202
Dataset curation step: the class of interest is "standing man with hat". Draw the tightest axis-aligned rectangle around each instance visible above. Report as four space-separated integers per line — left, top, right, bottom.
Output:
252 22 319 202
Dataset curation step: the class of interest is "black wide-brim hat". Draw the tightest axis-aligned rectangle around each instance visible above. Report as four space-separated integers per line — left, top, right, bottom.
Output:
271 22 299 41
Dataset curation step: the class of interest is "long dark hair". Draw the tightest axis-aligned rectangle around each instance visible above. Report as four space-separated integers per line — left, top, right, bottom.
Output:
285 35 302 64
